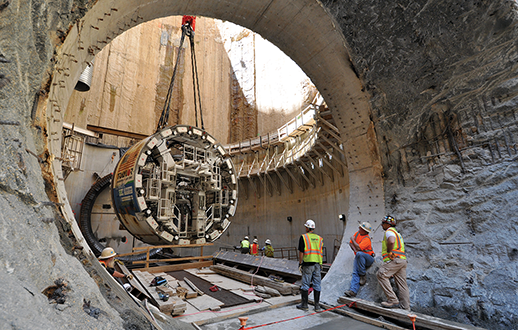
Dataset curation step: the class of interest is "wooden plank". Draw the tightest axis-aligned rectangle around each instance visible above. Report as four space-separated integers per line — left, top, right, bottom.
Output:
187 294 224 311
144 261 214 273
337 297 486 330
318 302 407 330
210 264 299 295
183 277 204 296
178 280 198 299
212 250 301 278
132 270 160 309
117 264 152 301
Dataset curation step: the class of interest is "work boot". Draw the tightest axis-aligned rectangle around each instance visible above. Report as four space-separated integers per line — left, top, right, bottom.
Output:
359 275 366 286
381 301 400 309
343 290 356 297
313 290 322 312
296 290 309 311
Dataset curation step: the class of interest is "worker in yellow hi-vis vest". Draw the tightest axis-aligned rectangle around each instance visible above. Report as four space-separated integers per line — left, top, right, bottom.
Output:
377 215 410 311
297 219 323 313
240 236 250 254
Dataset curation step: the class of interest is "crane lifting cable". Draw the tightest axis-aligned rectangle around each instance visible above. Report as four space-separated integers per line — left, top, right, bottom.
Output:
157 16 204 132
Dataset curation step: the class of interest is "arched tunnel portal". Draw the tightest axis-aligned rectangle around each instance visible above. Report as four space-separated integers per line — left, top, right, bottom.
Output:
5 0 518 328
44 0 382 305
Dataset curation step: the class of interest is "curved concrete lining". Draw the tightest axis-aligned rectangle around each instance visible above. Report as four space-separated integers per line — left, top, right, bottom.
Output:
44 0 384 305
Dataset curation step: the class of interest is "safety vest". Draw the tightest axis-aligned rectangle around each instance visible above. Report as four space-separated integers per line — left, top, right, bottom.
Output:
302 233 323 264
99 259 108 268
265 245 274 257
241 240 250 248
382 227 406 262
352 232 374 256
250 243 258 255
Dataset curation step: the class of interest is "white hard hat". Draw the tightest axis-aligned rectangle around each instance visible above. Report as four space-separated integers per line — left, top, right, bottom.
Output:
304 219 316 229
99 247 116 259
253 239 258 243
265 239 271 245
244 236 249 240
360 222 372 233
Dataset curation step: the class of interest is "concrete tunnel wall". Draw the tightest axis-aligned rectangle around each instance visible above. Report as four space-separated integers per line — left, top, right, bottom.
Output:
42 0 381 309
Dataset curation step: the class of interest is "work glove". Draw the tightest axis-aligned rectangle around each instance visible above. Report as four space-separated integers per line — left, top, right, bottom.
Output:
298 264 303 273
125 274 134 280
388 252 396 261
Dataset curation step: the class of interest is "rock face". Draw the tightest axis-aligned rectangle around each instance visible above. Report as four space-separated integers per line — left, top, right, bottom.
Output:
2 0 518 329
320 0 518 328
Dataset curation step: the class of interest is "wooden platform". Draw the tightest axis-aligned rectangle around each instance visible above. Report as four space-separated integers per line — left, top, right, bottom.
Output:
337 296 487 330
213 250 301 278
210 264 299 295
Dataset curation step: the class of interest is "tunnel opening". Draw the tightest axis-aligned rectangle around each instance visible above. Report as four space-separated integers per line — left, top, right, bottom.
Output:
40 0 382 314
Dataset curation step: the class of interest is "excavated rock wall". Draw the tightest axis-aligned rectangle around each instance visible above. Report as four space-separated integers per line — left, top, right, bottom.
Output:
0 1 190 329
321 0 518 328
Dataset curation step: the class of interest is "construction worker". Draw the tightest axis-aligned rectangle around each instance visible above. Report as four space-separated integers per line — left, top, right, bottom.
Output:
250 238 259 255
262 239 274 257
377 215 410 310
344 222 375 297
297 219 323 312
98 247 132 281
240 236 250 254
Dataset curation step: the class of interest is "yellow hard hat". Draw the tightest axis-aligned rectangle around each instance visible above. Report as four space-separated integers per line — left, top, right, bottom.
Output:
99 247 116 259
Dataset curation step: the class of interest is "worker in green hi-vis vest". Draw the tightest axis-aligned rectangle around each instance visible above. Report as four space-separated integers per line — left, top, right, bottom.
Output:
262 239 274 257
296 219 323 313
377 215 410 311
240 236 250 254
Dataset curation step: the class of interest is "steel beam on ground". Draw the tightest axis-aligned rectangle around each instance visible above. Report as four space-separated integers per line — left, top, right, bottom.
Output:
337 297 486 330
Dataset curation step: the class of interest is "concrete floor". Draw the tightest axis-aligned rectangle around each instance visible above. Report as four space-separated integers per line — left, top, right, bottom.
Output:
171 269 382 330
198 305 383 330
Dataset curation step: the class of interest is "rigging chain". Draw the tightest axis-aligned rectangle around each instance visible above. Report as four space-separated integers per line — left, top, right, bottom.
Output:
156 19 204 132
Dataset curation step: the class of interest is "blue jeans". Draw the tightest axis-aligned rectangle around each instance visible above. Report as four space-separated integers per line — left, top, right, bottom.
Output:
349 252 374 293
301 263 321 292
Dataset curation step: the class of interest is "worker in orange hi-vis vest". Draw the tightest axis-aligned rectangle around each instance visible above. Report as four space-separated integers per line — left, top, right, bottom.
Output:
250 238 259 256
344 222 375 298
297 219 323 313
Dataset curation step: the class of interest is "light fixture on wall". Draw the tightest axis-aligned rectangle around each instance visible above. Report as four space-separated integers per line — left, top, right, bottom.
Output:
287 216 292 222
339 214 346 222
